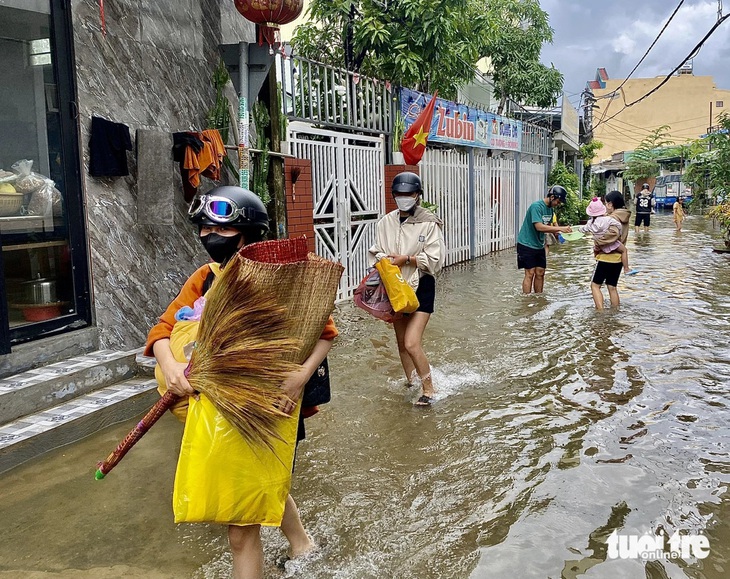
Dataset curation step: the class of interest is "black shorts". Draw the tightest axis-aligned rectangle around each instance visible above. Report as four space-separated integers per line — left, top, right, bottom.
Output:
414 274 436 314
592 260 622 287
635 214 650 227
516 243 547 270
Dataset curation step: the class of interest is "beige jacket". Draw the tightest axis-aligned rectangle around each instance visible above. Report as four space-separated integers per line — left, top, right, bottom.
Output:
368 206 445 290
595 208 631 246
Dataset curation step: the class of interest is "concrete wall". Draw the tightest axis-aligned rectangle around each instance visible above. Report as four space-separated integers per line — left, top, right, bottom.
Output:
592 75 730 161
70 0 255 349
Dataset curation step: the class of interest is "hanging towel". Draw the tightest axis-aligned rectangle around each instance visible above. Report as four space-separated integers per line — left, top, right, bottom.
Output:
89 116 133 177
172 129 226 202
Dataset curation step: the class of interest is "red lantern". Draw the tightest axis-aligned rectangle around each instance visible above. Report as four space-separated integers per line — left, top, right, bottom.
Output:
234 0 304 48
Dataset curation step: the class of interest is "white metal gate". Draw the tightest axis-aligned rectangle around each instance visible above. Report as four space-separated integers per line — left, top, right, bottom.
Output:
421 149 527 264
474 152 517 254
287 122 385 301
420 149 470 266
519 157 546 224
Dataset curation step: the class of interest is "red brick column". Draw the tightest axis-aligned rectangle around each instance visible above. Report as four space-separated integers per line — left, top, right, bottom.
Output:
284 158 315 253
384 164 420 213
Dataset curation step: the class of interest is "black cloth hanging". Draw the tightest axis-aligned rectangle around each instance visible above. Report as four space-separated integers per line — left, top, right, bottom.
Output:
89 116 132 177
172 132 204 162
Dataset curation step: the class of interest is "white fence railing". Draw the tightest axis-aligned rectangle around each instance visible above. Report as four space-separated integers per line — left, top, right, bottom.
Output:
420 149 547 265
420 149 470 266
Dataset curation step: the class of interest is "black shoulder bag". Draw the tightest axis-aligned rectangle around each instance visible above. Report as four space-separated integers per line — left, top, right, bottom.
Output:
302 358 331 407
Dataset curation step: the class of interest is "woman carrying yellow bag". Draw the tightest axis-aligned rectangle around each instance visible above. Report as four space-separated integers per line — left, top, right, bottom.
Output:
145 186 339 579
368 172 445 406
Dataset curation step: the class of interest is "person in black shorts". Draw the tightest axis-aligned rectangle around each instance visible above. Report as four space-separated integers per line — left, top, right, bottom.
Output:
515 185 573 293
634 183 654 233
368 172 445 406
592 190 632 309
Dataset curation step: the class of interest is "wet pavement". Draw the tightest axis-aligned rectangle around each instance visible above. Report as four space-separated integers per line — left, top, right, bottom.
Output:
0 213 728 578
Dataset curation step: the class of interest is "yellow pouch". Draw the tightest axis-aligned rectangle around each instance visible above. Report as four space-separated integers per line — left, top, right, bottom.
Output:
173 394 300 526
154 320 199 422
375 259 419 314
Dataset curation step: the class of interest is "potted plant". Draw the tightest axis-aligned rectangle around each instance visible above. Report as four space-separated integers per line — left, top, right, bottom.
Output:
391 112 405 164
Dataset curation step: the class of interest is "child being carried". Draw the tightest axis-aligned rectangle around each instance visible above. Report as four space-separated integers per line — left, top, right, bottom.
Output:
579 197 631 274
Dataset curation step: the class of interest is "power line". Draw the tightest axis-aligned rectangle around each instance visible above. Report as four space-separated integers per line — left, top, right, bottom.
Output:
595 0 685 127
593 12 730 131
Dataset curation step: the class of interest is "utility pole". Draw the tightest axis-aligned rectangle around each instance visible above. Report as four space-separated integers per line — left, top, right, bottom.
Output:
719 0 723 21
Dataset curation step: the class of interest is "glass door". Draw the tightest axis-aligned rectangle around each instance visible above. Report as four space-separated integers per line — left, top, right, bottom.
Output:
0 0 90 349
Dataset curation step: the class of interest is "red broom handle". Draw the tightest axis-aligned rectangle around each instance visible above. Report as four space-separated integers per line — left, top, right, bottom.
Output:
94 390 180 479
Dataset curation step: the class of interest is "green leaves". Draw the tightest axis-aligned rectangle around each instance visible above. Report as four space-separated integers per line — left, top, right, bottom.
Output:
623 125 673 182
291 0 560 103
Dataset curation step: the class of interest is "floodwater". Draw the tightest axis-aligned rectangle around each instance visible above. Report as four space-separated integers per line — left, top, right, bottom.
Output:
1 213 729 579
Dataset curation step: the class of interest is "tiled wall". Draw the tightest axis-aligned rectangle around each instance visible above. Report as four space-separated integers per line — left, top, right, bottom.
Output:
384 164 420 213
285 158 315 253
70 0 255 350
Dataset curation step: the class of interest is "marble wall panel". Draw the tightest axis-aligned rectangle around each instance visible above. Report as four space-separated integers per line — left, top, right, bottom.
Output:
71 0 254 350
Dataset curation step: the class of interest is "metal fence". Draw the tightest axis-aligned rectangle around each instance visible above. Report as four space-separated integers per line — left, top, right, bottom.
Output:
277 53 393 136
421 148 547 266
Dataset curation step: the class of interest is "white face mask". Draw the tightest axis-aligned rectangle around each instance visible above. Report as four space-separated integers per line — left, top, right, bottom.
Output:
395 195 418 212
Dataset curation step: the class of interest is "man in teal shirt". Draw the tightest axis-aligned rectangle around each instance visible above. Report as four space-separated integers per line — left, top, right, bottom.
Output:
516 185 572 293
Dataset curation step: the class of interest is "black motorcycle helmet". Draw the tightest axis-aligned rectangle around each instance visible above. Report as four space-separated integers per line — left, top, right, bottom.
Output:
548 185 568 203
391 172 422 196
188 186 269 242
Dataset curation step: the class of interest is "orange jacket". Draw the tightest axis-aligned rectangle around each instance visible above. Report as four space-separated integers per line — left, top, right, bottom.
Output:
144 263 338 356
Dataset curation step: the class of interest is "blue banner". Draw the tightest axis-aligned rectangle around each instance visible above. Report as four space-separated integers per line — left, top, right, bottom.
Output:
400 88 522 152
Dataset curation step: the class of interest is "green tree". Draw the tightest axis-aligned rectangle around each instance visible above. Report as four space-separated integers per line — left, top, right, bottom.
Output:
292 0 563 105
476 0 563 114
579 140 604 170
548 161 585 225
701 113 730 203
623 125 673 183
579 139 603 190
293 0 479 98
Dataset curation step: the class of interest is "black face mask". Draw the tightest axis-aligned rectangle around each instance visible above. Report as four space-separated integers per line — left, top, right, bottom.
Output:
200 232 242 263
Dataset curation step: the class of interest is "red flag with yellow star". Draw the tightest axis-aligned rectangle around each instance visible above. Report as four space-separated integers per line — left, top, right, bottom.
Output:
401 91 438 165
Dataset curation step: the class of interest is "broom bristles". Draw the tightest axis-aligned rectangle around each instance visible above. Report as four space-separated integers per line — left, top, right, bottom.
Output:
188 240 344 450
189 263 302 449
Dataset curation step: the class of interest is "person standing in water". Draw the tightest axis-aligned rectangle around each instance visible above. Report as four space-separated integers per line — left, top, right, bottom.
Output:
516 185 572 294
635 183 654 234
591 190 632 309
369 172 445 406
673 196 686 231
146 186 336 578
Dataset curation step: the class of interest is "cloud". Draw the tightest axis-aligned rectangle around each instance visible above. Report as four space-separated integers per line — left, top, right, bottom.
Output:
539 0 730 97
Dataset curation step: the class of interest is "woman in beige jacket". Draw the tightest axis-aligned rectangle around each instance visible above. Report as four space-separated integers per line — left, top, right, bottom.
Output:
369 172 445 405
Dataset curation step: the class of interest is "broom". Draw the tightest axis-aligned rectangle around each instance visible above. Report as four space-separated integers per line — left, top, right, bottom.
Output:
186 237 343 447
95 237 342 477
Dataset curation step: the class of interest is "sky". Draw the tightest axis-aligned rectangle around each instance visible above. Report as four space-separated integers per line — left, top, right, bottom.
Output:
539 0 730 110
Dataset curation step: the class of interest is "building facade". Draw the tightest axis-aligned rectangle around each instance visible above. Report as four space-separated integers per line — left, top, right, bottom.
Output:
588 67 730 161
0 0 254 372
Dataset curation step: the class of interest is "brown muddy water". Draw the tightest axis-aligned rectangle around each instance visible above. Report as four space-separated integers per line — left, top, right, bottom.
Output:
1 213 729 579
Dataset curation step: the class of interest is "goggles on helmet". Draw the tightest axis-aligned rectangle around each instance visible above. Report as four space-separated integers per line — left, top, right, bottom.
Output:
188 194 266 225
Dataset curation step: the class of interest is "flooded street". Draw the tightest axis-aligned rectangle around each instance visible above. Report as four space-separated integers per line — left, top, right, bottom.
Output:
1 213 729 578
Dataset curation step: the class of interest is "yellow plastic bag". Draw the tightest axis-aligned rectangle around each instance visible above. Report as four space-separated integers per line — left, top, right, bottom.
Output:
173 394 300 526
375 259 419 314
154 320 199 422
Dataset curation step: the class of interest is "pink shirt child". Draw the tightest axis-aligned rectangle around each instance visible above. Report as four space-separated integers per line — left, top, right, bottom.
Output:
579 216 622 253
579 197 622 253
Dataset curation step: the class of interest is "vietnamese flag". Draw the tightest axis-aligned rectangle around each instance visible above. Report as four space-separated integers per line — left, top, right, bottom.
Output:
401 91 438 165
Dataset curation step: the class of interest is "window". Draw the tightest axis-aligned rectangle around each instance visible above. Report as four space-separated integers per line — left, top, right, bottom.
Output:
716 101 724 108
0 0 90 351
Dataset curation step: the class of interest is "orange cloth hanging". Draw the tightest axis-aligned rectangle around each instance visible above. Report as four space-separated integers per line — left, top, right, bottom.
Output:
181 129 226 197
